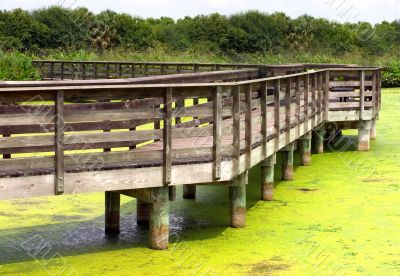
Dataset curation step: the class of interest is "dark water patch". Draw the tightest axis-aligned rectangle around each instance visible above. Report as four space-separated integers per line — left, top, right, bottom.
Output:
296 188 319 192
247 257 291 275
11 199 50 206
362 178 387 183
51 215 85 222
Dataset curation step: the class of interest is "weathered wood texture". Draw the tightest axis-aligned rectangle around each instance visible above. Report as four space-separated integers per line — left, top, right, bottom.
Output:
0 64 381 200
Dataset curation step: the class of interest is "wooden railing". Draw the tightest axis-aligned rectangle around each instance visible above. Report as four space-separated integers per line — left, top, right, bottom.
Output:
0 66 381 200
32 60 258 80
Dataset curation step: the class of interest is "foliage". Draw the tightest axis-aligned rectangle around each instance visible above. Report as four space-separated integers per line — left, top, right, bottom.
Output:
0 51 40 80
382 61 400 87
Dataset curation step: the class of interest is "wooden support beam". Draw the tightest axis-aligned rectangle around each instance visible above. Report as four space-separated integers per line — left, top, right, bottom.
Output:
245 84 252 170
232 85 241 175
168 186 176 201
261 81 268 158
54 90 65 195
282 143 294 181
285 78 292 144
324 71 330 121
312 74 317 127
137 199 151 226
274 79 281 151
229 171 248 228
213 86 222 180
164 88 173 184
360 70 365 120
299 132 312 166
295 76 301 138
313 127 326 154
183 185 196 199
318 73 323 124
105 191 120 235
370 117 377 140
149 187 169 250
304 74 310 132
261 154 276 201
358 120 371 151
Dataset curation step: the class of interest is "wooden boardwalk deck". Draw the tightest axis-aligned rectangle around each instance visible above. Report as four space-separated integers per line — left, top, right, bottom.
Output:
0 62 382 249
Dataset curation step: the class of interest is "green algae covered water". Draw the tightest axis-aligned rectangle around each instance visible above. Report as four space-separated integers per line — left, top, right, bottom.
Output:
0 89 399 275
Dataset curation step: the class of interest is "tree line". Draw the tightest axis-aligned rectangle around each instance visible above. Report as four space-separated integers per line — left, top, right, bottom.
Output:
0 6 399 56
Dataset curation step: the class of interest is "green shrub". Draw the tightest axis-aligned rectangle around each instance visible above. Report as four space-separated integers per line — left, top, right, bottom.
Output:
382 61 400 88
0 51 40 80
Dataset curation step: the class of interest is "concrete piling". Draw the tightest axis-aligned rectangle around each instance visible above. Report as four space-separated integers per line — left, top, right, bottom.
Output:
358 120 372 151
229 172 248 228
260 155 276 201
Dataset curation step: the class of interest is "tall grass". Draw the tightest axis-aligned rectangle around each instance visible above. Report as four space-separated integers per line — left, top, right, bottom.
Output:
1 48 399 86
0 51 40 80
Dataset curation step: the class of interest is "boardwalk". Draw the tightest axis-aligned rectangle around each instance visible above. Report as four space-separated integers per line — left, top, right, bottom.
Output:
0 61 381 249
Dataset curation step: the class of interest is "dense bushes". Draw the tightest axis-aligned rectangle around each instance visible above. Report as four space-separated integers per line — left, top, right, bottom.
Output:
1 7 400 56
0 7 399 86
382 61 400 87
0 51 40 80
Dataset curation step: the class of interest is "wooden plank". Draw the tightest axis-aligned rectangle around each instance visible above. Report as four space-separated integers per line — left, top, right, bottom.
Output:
260 81 268 158
285 78 291 144
329 81 373 87
360 70 365 120
372 71 377 116
304 75 310 132
295 76 301 138
318 72 323 123
274 79 281 151
213 86 222 180
312 74 317 127
232 85 241 175
329 91 372 98
54 91 64 195
324 71 330 121
245 84 252 170
329 101 373 109
163 87 172 184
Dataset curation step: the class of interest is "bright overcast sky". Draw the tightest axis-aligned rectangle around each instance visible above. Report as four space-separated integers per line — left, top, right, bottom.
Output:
0 0 398 24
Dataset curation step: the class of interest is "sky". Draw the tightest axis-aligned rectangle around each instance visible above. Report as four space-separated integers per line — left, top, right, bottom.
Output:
0 0 399 24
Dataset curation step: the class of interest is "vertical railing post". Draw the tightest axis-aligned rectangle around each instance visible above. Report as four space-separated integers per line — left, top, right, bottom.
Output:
213 86 222 180
60 62 64 80
163 88 173 185
50 62 54 80
324 71 330 121
304 74 310 132
245 84 252 170
106 63 110 79
378 70 382 111
274 79 281 151
372 70 377 117
318 72 324 123
94 62 98 79
232 85 241 176
54 90 65 195
295 76 301 138
312 74 317 127
261 81 268 159
360 70 365 120
285 78 291 144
